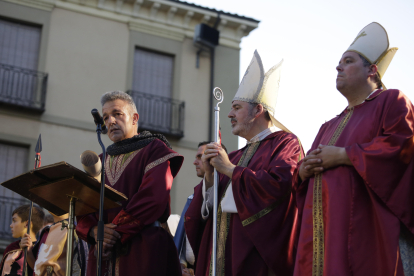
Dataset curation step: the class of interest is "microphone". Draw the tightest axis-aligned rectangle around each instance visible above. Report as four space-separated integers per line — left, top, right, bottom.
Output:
91 109 107 134
80 150 102 182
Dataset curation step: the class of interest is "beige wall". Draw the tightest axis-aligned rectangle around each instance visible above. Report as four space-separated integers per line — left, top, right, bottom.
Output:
45 8 130 122
0 0 252 215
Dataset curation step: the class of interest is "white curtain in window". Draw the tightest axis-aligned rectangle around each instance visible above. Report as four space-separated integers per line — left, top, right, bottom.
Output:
132 48 173 98
0 19 41 70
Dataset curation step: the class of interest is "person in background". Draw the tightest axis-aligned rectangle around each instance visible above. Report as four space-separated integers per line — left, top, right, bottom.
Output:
0 205 44 276
176 141 227 276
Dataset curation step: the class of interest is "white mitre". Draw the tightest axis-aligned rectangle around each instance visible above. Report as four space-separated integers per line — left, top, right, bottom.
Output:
345 22 398 86
232 50 291 133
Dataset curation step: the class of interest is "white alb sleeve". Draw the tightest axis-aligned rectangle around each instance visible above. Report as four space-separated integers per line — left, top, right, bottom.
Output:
221 182 237 213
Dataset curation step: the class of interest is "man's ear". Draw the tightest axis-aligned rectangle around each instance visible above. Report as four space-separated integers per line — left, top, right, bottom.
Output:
132 113 139 125
255 104 264 118
368 64 378 78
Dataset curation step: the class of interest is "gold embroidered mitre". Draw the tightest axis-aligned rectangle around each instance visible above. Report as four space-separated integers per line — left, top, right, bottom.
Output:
232 50 291 133
345 22 398 81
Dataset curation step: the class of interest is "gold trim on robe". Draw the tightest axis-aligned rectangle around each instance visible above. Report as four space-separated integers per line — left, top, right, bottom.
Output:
209 141 261 276
144 153 181 174
312 107 354 276
105 150 141 186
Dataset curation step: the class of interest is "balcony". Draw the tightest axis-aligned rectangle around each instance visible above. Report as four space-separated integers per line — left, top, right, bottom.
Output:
0 63 48 112
127 90 185 138
0 196 28 242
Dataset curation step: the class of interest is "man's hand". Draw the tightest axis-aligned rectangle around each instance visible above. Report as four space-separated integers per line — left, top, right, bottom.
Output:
89 223 121 251
299 148 323 181
19 233 33 252
203 143 235 178
201 144 216 188
182 268 194 276
19 233 36 268
317 145 352 170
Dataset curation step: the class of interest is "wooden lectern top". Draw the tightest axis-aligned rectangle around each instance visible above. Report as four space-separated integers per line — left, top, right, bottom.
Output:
1 162 128 216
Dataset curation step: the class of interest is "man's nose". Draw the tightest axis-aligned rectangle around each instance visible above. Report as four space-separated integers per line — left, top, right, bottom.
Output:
228 110 234 118
193 159 198 166
336 64 343 72
107 116 116 125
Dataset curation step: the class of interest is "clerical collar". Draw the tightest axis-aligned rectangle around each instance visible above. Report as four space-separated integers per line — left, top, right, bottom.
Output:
248 126 277 144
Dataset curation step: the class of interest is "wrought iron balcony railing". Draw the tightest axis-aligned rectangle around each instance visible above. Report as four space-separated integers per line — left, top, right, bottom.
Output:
127 90 185 138
0 196 28 242
0 63 48 112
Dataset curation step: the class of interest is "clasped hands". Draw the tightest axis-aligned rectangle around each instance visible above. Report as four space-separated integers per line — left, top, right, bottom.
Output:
299 144 352 181
202 142 235 188
90 223 121 260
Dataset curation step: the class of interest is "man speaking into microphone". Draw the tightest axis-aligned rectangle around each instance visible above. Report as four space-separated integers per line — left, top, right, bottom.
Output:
76 90 184 276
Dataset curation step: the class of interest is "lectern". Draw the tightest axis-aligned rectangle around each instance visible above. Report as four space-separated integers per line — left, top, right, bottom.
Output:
1 161 128 276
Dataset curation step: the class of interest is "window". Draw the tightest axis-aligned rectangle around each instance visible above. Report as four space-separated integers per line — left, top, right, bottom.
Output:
0 18 46 110
0 142 29 241
0 18 41 69
132 48 174 98
130 48 184 137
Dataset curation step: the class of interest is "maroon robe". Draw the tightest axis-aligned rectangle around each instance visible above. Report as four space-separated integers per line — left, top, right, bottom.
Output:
293 89 414 276
76 139 183 276
185 131 302 276
0 241 23 276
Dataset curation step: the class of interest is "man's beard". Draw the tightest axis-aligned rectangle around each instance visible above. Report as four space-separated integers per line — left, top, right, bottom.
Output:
232 113 255 138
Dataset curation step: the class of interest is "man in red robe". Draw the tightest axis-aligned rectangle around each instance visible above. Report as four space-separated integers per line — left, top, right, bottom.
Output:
76 91 183 276
293 22 414 276
185 51 303 276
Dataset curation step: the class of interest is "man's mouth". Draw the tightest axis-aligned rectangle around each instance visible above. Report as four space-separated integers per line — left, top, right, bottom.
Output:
231 119 237 126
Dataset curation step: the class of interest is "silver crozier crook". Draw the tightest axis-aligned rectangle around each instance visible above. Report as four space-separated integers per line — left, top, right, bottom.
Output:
212 87 223 276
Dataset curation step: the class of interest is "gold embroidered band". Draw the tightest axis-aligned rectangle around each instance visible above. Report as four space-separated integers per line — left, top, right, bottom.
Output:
144 153 181 174
105 150 141 186
242 187 292 227
312 108 354 276
209 142 261 276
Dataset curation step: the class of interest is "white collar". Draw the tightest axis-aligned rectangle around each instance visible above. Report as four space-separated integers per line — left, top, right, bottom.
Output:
248 126 278 144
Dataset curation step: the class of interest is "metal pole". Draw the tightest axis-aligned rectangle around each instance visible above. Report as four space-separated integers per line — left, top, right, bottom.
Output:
96 124 106 276
22 201 33 276
22 135 42 276
66 196 77 276
212 87 223 276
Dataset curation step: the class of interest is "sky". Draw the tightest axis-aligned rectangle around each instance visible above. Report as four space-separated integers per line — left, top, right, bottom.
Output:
188 0 414 151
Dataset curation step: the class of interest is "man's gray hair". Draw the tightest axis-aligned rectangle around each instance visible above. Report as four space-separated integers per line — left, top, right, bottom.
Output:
101 91 138 115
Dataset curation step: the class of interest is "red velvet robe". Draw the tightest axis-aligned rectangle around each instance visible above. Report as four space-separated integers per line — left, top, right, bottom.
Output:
76 139 183 276
185 131 303 276
293 89 414 276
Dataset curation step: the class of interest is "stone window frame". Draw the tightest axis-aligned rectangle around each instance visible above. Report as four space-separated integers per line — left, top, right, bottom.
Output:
0 1 52 73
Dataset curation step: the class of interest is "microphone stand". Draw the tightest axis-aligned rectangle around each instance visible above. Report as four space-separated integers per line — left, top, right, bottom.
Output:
95 123 106 276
